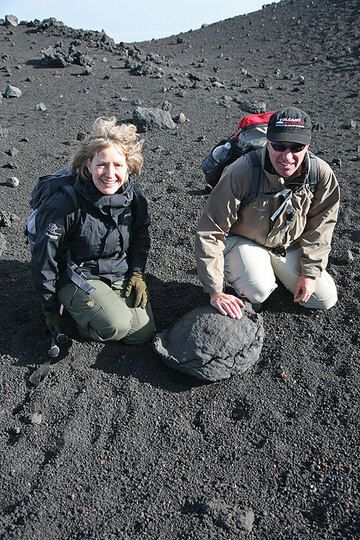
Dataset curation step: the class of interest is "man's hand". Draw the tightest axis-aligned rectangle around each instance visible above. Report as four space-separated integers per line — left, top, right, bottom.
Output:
125 272 148 308
210 292 244 319
294 275 316 303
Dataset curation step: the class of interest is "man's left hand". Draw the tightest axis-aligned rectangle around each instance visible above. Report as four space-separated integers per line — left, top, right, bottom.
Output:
294 275 316 303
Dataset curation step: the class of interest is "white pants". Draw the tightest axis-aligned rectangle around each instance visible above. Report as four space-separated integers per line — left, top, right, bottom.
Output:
223 236 337 310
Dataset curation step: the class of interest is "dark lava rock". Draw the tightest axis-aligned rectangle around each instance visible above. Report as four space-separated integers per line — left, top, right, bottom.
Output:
154 304 264 381
132 106 176 132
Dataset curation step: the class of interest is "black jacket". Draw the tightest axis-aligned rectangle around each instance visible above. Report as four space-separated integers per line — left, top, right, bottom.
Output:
31 175 151 313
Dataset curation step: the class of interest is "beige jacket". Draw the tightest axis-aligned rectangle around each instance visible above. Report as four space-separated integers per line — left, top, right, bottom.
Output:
195 147 340 293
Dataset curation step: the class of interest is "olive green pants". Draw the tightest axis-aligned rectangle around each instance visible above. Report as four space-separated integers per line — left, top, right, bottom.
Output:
58 279 156 345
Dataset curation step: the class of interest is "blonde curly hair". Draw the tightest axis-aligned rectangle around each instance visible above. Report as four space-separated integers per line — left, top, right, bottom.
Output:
70 117 143 178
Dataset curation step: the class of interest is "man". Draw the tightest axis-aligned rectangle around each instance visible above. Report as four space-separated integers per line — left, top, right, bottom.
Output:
195 106 340 319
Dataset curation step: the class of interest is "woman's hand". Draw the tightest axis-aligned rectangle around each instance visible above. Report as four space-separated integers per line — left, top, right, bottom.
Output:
210 292 244 319
294 275 316 303
125 272 148 308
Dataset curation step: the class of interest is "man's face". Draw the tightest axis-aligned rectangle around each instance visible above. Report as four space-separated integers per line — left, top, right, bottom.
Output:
267 141 309 179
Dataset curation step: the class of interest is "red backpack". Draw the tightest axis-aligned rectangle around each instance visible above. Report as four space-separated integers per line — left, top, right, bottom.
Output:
201 111 275 188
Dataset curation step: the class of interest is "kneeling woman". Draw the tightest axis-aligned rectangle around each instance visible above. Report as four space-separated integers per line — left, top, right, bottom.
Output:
31 117 155 344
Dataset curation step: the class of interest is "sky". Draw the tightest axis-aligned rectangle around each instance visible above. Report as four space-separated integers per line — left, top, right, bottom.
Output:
0 0 280 43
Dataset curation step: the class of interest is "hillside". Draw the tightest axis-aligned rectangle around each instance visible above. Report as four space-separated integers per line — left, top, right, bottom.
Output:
0 1 359 538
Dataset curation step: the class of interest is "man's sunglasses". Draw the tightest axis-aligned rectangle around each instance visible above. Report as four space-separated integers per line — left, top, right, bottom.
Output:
270 142 306 153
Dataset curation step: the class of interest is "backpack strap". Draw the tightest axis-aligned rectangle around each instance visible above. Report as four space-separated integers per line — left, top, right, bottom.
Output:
308 152 318 192
62 184 78 207
240 150 262 208
61 185 96 295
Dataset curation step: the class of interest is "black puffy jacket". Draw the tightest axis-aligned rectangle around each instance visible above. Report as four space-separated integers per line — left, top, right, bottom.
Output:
31 175 151 313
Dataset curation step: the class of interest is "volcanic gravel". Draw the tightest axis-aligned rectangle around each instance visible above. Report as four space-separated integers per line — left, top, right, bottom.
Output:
0 1 359 538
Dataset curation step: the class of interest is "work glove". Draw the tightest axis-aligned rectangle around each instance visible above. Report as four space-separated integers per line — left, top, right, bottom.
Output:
125 272 148 309
44 312 63 333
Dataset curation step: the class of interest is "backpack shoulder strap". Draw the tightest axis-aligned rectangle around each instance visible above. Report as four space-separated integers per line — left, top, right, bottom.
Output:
308 152 318 192
62 184 78 208
241 150 262 208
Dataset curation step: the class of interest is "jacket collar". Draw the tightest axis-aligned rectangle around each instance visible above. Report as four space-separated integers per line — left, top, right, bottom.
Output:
74 174 134 216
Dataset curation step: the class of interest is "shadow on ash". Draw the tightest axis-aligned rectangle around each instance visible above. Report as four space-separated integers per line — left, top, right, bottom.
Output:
153 304 264 381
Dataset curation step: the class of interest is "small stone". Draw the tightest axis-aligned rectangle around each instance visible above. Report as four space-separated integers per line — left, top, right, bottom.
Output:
161 100 172 112
4 176 19 187
30 412 42 425
338 250 354 264
345 120 357 130
239 509 255 532
76 131 87 141
0 128 9 139
3 84 22 98
174 112 186 124
35 102 47 111
2 161 17 169
5 147 19 157
332 158 342 168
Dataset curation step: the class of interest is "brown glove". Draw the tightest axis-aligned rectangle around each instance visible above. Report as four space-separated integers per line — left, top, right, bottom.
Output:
125 272 148 308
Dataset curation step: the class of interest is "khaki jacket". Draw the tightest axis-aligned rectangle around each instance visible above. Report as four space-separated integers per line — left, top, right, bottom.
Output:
195 147 340 293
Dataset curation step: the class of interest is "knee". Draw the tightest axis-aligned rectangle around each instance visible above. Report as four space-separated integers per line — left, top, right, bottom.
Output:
232 276 277 304
301 284 338 310
81 310 132 342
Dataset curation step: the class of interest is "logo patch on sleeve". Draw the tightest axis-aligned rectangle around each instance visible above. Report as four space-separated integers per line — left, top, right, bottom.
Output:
45 223 62 240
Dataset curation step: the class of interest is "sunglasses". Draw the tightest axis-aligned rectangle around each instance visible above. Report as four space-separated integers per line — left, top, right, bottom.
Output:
270 142 306 153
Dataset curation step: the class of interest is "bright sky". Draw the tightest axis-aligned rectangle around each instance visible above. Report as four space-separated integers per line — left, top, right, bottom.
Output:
0 0 280 43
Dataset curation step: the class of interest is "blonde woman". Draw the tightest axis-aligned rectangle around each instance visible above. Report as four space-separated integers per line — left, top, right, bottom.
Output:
31 117 155 344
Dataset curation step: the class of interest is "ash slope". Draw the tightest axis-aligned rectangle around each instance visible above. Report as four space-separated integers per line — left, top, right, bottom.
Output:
0 1 359 539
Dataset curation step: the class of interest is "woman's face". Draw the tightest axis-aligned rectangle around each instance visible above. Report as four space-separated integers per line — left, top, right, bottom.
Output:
87 144 128 195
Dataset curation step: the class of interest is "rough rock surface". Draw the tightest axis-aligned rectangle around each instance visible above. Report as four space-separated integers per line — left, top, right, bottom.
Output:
0 1 359 539
154 304 264 381
132 106 176 132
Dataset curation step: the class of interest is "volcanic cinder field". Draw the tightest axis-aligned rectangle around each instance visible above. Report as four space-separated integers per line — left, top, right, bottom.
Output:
0 1 359 538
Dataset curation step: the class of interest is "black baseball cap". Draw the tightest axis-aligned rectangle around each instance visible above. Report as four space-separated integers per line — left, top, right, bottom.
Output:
267 107 312 144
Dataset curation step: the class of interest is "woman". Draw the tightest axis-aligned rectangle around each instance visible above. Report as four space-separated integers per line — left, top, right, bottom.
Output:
31 117 155 345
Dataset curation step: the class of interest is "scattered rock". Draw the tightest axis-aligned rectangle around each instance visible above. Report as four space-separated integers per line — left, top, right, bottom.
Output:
0 128 9 139
41 45 94 69
236 100 266 113
154 304 264 381
35 102 47 111
4 15 18 27
161 100 172 112
5 147 19 157
338 250 354 264
3 84 22 98
0 211 20 226
173 112 186 124
3 176 19 188
2 161 17 169
29 412 42 425
132 107 176 132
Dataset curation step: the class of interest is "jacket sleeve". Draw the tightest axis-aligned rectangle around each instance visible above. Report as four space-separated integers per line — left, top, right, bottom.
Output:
299 160 340 278
127 187 151 273
31 195 73 313
195 159 250 293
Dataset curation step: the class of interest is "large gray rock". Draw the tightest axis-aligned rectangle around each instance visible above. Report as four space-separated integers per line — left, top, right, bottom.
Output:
5 15 18 27
132 107 176 132
3 84 22 98
154 304 264 381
